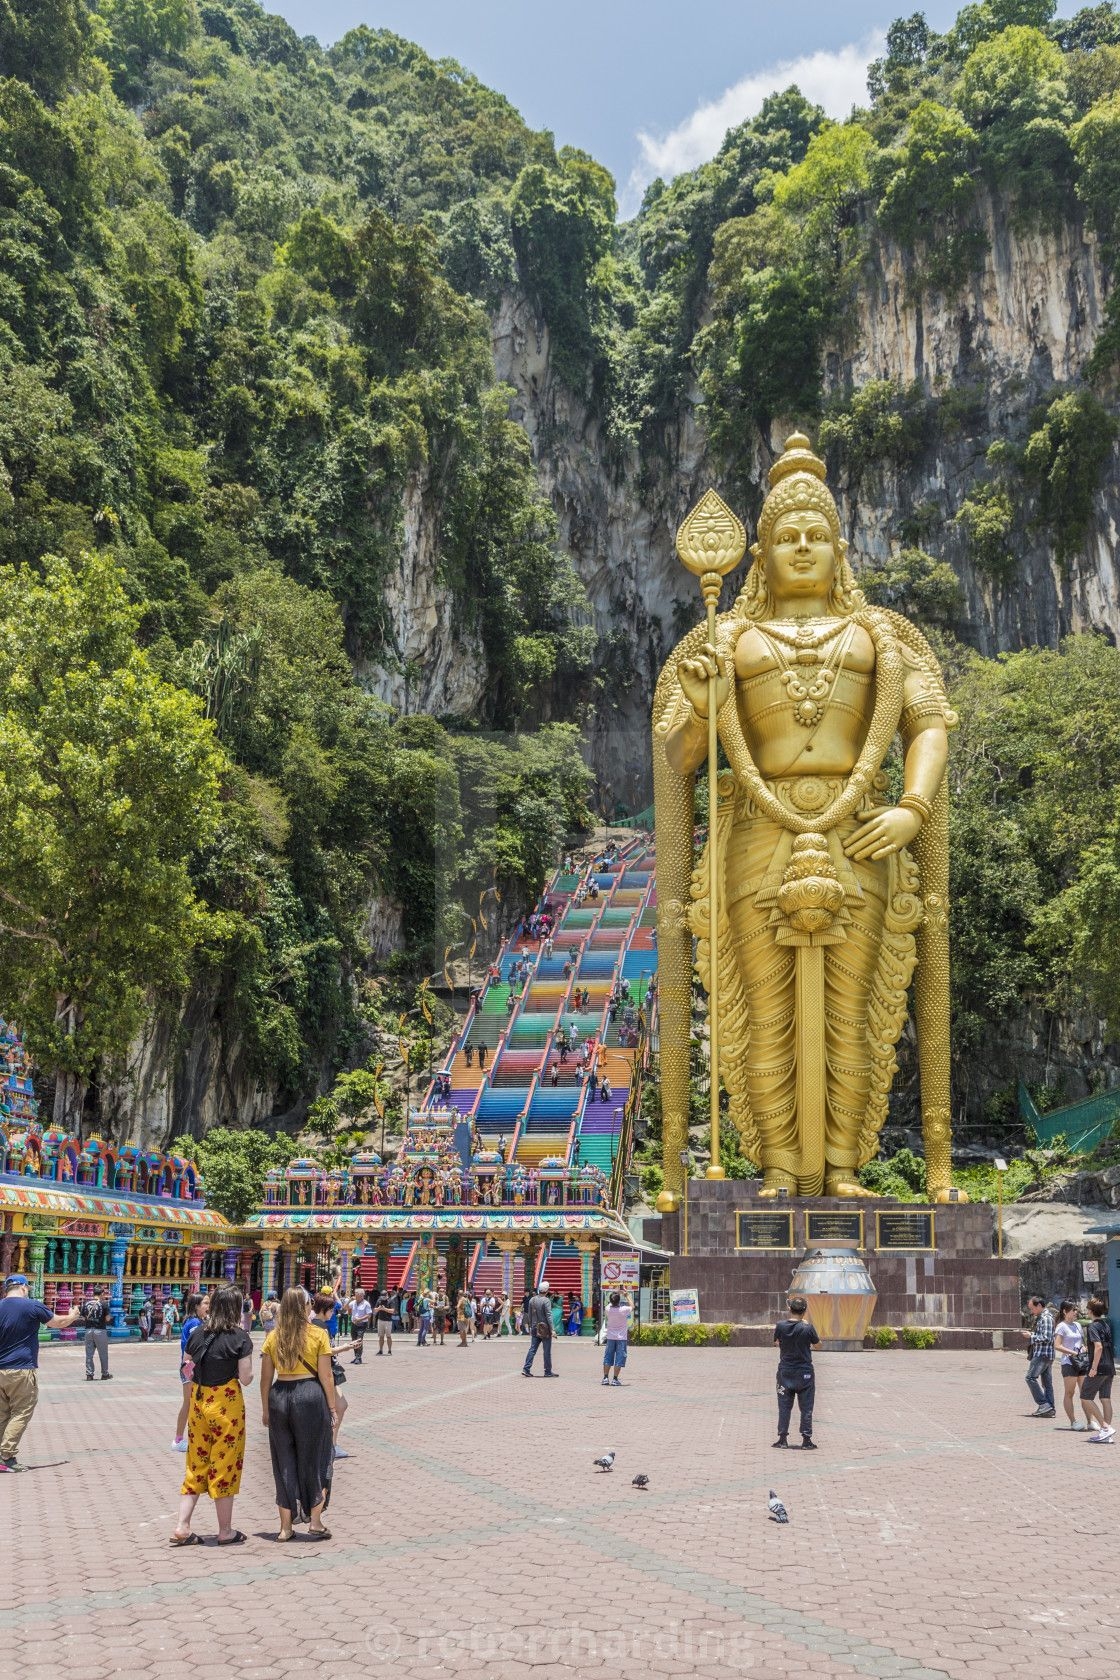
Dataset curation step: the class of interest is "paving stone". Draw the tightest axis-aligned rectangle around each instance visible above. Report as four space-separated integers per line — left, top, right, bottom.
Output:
6 1338 1119 1679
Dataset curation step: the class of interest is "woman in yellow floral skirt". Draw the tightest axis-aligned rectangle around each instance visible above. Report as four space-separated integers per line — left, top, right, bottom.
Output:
170 1285 253 1546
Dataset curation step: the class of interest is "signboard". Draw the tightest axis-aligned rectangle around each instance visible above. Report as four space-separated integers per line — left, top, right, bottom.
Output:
806 1211 864 1247
736 1210 794 1251
876 1211 935 1251
1083 1259 1100 1283
601 1251 640 1291
59 1220 102 1237
669 1289 700 1324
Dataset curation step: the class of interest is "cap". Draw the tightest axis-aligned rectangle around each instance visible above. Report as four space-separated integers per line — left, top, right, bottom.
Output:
3 1273 29 1290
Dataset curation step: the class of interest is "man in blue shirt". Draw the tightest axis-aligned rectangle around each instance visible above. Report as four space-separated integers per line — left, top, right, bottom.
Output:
0 1273 81 1470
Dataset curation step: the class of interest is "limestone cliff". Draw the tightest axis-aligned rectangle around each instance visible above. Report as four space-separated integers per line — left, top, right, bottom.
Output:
480 192 1120 804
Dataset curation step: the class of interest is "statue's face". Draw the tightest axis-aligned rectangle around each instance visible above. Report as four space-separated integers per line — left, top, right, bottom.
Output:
762 507 838 600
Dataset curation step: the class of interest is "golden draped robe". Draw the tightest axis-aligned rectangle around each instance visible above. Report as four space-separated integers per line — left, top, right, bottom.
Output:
652 600 955 1200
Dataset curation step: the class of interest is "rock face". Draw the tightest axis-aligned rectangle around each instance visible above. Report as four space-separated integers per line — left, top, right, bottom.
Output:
835 193 1120 657
356 475 489 718
486 195 1120 802
102 988 279 1148
490 290 730 812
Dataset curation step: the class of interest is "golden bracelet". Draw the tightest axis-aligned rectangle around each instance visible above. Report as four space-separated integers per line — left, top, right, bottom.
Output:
899 793 932 823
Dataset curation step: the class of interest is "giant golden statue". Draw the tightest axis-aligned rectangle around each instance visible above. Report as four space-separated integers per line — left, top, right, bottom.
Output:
653 433 958 1204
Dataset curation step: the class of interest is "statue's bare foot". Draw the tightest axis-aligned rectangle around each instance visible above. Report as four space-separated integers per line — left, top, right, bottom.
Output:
929 1185 969 1204
824 1174 878 1199
758 1170 798 1199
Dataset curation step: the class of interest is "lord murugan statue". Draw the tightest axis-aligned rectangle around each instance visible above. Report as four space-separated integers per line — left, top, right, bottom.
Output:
653 433 959 1204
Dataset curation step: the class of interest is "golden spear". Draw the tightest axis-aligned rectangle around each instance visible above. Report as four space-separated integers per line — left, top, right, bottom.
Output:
675 490 746 1180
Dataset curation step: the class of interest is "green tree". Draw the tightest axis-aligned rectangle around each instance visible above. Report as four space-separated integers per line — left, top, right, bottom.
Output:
170 1125 295 1222
96 0 199 97
875 100 983 287
1022 387 1117 561
1073 87 1120 256
0 552 225 1125
955 24 1073 219
509 148 616 392
0 0 91 101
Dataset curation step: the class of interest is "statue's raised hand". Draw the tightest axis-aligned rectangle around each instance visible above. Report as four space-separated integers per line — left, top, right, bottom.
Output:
677 643 729 720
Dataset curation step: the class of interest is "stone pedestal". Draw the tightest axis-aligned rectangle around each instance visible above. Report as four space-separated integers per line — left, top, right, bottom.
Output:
645 1180 1021 1340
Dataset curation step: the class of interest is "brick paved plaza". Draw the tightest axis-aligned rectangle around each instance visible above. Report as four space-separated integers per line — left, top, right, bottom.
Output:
3 1335 1117 1679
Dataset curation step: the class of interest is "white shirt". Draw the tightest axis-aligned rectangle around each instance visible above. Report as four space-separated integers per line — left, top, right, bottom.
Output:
1054 1320 1084 1358
605 1302 632 1341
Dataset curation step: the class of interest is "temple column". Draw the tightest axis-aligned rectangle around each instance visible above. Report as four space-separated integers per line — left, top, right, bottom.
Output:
577 1239 596 1336
109 1232 130 1336
188 1243 204 1292
338 1245 353 1298
257 1241 279 1303
222 1246 239 1284
28 1235 48 1342
0 1230 14 1277
376 1239 390 1296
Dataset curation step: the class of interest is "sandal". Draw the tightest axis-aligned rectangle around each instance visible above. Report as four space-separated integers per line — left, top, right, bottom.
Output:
275 1529 294 1543
307 1526 332 1541
168 1532 201 1547
216 1530 247 1546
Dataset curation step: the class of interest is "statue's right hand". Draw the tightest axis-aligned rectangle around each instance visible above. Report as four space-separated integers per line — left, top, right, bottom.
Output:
677 644 729 720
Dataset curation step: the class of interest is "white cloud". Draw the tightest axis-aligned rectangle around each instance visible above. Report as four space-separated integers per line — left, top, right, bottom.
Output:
623 30 887 216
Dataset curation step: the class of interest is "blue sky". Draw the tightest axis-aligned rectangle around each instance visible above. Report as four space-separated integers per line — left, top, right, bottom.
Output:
268 2 1081 215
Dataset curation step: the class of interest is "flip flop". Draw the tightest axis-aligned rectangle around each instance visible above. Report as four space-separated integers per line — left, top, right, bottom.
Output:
168 1533 201 1547
275 1530 294 1543
216 1530 247 1546
307 1526 332 1541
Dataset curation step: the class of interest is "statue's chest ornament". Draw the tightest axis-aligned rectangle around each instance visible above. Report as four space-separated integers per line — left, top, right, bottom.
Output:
757 620 854 728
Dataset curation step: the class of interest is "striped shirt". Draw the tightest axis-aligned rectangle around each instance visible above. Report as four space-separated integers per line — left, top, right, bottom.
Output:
1028 1308 1055 1360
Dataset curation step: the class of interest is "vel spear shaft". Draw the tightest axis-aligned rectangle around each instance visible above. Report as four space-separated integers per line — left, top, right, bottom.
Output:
675 491 746 1181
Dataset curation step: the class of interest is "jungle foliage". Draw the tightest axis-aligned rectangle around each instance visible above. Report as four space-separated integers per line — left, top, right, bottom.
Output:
4 0 1120 1133
0 0 597 1125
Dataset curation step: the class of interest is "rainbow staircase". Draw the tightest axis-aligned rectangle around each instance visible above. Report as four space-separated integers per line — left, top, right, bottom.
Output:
422 836 656 1295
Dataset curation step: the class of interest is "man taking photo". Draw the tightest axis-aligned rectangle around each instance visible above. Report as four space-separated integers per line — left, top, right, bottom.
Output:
0 1274 82 1471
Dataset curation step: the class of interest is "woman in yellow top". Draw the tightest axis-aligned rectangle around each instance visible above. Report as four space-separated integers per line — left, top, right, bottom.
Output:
260 1288 338 1541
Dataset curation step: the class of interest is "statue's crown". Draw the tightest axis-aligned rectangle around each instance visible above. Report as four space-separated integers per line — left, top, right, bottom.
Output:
767 431 827 490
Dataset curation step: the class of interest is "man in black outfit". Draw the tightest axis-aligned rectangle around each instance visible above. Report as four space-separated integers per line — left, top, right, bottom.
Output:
773 1295 819 1449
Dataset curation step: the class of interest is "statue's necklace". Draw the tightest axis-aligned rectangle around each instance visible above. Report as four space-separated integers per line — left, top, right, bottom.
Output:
758 621 854 728
760 617 848 653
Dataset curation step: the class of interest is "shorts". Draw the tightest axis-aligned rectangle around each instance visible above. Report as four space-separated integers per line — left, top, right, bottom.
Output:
1060 1360 1086 1379
603 1338 628 1369
1080 1371 1113 1402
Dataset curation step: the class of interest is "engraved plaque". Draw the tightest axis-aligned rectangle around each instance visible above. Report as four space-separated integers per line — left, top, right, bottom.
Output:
805 1210 864 1247
736 1210 794 1250
875 1210 935 1251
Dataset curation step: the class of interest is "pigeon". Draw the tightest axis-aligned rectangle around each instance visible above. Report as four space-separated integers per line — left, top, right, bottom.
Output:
632 1473 649 1490
768 1490 788 1524
593 1452 616 1472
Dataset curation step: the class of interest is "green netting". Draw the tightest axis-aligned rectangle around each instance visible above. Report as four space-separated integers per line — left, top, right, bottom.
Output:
1018 1080 1120 1153
614 806 654 829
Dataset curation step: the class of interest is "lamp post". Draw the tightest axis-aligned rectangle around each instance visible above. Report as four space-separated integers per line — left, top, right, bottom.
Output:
994 1156 1007 1258
679 1148 690 1258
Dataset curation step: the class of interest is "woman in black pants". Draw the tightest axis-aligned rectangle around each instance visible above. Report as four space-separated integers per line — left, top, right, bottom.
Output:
260 1288 338 1541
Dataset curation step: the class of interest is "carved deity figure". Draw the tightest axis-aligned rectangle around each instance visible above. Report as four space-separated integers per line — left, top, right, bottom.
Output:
654 434 957 1202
